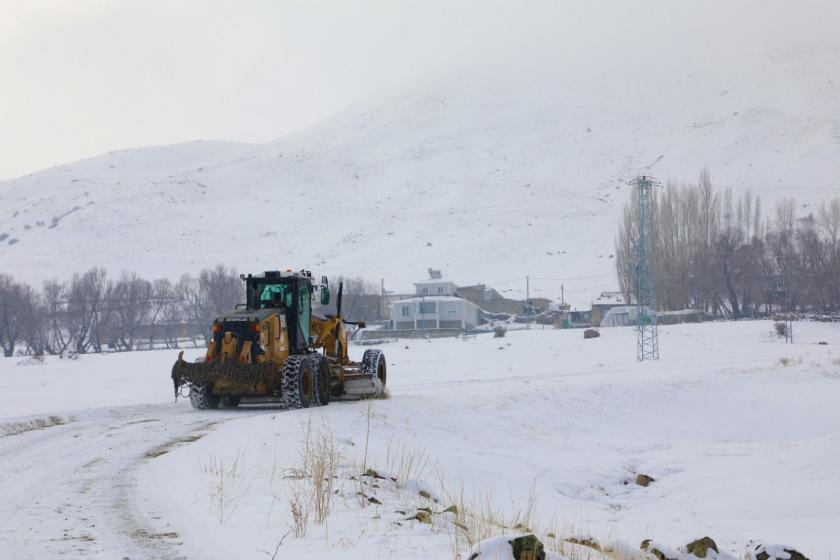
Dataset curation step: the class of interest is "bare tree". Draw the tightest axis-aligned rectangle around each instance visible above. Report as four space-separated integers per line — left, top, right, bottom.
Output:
331 276 381 322
177 266 241 343
615 170 840 316
150 278 181 349
42 279 71 355
0 275 27 356
19 287 48 356
111 271 153 351
65 268 112 354
819 197 840 310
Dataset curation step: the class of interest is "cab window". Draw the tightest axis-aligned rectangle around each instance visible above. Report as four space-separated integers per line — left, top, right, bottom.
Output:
259 284 292 308
298 283 311 342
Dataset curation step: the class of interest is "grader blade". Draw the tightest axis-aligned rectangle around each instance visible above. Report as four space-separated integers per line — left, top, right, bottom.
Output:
339 374 384 400
171 352 278 397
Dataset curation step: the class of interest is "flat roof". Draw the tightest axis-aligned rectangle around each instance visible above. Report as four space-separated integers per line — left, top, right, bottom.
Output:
391 295 472 303
413 279 454 285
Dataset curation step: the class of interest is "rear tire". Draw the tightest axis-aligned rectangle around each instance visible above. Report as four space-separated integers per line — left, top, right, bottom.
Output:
189 384 221 410
309 354 331 406
282 355 314 409
361 349 387 387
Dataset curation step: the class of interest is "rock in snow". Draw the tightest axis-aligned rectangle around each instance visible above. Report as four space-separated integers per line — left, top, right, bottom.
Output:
751 544 810 560
636 473 656 487
469 534 547 560
685 536 719 558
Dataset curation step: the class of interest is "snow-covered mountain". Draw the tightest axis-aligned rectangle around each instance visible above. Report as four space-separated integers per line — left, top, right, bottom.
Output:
1 51 839 306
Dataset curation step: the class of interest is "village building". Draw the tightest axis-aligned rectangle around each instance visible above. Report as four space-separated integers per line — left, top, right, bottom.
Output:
590 291 627 326
456 283 551 315
389 270 481 330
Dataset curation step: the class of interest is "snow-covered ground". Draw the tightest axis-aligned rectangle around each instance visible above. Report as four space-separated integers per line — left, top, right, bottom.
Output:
1 320 838 559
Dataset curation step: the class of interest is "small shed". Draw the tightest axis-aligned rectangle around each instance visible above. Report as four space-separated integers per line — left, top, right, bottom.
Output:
591 291 627 326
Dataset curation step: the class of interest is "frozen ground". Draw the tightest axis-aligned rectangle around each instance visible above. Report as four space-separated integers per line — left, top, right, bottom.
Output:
1 320 839 559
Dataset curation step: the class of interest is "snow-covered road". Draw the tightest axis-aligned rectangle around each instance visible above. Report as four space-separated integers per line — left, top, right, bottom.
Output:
0 404 237 559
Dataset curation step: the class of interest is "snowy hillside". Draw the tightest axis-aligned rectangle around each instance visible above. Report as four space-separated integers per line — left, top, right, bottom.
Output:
1 51 839 305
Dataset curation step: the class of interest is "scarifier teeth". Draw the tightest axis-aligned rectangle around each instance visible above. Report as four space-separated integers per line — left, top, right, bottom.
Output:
171 359 279 391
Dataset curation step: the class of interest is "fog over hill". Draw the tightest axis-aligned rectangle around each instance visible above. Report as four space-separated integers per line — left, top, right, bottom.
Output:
2 3 839 306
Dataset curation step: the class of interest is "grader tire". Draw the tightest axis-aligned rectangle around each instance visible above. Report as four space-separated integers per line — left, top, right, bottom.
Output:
362 349 387 387
309 354 331 406
189 384 221 410
282 355 314 409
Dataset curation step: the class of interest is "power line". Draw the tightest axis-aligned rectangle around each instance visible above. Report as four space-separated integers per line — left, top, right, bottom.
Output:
714 184 840 194
530 273 615 282
650 181 839 194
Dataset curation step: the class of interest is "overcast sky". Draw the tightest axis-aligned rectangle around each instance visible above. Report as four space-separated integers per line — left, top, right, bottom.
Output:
1 0 837 180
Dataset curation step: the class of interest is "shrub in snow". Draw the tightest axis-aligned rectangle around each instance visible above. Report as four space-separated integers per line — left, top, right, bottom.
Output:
774 322 787 337
750 544 809 560
408 508 432 524
641 539 679 560
565 535 602 550
583 328 600 339
685 536 719 558
493 325 507 338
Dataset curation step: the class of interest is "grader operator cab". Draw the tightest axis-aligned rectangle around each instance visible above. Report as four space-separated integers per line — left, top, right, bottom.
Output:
171 270 387 409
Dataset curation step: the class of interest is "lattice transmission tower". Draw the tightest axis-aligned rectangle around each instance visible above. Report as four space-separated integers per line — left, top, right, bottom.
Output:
630 175 660 361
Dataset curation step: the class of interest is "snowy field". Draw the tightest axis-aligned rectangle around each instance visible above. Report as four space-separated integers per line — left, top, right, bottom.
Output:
1 320 839 559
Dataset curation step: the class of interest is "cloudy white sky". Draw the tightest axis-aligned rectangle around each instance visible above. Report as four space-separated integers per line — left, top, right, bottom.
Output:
1 0 836 180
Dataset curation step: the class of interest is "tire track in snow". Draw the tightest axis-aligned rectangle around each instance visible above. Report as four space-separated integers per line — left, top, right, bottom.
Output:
0 404 253 559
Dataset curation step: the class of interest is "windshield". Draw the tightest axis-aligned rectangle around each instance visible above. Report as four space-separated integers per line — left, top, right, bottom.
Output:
254 282 293 309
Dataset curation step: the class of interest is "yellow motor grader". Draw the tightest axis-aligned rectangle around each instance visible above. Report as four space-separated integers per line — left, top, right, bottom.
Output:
171 270 386 409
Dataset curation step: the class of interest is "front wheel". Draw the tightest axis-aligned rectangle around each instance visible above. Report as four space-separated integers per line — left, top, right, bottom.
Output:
361 349 387 388
309 354 331 406
282 355 314 409
189 384 221 410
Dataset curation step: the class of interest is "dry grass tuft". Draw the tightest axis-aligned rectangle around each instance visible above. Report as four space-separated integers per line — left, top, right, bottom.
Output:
287 480 310 537
385 440 430 485
202 451 247 525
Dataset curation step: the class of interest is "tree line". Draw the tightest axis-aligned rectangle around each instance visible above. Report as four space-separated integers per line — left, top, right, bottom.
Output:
616 169 840 317
0 266 383 358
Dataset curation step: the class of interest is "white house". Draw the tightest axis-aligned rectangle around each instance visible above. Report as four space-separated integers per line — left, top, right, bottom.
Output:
390 271 481 330
413 278 456 297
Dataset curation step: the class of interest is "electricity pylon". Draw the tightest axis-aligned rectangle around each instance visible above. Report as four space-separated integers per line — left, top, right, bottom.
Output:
630 175 660 361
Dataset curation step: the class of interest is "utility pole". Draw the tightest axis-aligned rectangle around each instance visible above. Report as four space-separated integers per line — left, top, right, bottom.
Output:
783 257 793 343
526 275 531 330
630 175 660 361
380 278 385 321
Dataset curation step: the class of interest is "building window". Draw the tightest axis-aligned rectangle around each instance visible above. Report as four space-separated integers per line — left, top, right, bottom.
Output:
448 305 456 315
421 287 428 295
419 301 436 314
401 305 410 317
437 286 445 294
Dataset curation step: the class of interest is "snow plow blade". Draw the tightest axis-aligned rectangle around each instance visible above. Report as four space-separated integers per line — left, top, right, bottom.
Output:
171 352 278 397
338 374 385 399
